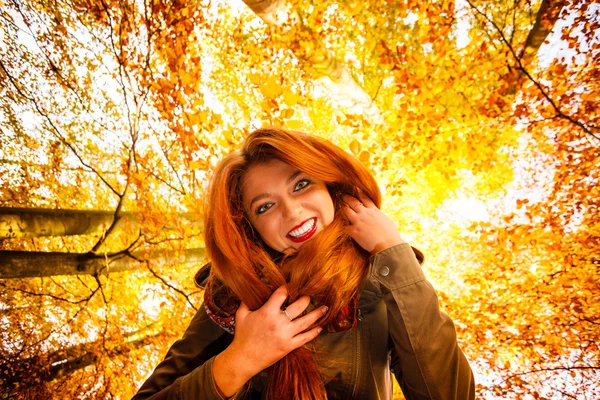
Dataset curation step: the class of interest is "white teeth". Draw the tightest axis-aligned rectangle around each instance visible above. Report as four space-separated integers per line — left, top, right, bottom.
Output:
288 218 316 238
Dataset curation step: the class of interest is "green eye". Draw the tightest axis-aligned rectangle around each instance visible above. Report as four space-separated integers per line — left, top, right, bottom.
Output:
256 203 273 214
295 179 311 191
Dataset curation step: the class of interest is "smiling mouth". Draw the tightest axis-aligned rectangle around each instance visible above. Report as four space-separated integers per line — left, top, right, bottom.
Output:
286 217 317 243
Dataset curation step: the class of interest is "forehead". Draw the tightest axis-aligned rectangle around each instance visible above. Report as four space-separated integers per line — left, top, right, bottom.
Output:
241 159 296 198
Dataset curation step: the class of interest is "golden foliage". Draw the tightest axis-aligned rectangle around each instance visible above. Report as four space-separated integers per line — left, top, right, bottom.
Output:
0 0 598 398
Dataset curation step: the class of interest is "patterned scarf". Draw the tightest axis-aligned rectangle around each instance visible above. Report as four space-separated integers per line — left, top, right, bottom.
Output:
195 263 358 335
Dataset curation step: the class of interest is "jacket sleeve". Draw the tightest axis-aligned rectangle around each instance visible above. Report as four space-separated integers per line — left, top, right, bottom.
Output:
131 303 231 400
371 243 475 400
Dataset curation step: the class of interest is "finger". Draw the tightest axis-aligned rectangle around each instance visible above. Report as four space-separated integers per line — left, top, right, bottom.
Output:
263 285 289 311
357 190 376 208
290 326 323 348
341 195 363 212
341 205 358 223
282 295 310 319
341 194 358 205
292 305 328 331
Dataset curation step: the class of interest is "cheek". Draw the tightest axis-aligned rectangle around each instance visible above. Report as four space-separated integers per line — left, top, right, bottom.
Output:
327 204 335 223
321 193 336 223
255 218 281 242
258 223 286 252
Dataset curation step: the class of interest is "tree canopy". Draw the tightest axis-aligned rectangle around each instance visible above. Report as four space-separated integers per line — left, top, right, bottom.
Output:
0 0 598 398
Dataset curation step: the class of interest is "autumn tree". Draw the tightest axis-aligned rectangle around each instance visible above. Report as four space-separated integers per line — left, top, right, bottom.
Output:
1 0 210 397
447 1 600 398
0 0 597 398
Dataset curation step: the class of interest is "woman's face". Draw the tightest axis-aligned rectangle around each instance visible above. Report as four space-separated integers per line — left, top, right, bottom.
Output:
241 159 335 253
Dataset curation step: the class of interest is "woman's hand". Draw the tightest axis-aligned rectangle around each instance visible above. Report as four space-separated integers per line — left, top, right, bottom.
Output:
342 192 406 254
213 286 327 397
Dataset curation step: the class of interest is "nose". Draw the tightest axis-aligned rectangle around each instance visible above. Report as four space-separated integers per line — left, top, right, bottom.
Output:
281 196 302 220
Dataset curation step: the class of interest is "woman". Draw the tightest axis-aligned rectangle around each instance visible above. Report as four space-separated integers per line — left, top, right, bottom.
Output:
133 127 475 399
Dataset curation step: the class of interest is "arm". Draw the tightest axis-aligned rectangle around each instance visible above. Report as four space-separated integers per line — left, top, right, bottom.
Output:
132 304 230 400
342 193 475 399
133 288 327 400
373 243 475 400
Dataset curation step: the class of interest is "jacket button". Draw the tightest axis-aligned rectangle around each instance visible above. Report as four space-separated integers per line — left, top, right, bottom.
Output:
379 266 390 277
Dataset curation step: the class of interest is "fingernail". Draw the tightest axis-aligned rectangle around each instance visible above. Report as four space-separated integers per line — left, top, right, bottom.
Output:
322 306 328 314
317 327 323 333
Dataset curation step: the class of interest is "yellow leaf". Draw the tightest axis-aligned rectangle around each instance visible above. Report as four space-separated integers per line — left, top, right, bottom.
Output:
260 76 283 99
358 150 370 164
282 89 301 107
218 135 228 147
181 71 194 86
281 108 294 119
349 139 361 155
261 99 272 113
249 73 262 85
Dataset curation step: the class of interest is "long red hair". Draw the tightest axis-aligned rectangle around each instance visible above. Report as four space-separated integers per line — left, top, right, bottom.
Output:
204 127 381 399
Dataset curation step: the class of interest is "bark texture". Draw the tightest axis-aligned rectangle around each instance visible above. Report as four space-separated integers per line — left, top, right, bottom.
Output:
0 248 206 278
0 207 203 238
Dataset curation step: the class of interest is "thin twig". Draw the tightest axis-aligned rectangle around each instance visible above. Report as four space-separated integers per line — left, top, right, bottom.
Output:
145 264 198 311
464 0 600 141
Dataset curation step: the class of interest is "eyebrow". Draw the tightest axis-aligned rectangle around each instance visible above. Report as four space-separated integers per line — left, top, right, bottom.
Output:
248 170 302 210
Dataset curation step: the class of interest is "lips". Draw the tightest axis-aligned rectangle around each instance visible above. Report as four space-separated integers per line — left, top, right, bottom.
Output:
286 217 318 243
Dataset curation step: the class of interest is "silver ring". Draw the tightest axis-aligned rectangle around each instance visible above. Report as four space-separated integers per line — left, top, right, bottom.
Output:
352 203 364 211
282 308 293 321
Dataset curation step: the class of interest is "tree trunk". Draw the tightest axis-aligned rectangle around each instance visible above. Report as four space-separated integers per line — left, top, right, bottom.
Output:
506 0 566 93
521 0 566 63
0 207 203 239
241 0 382 122
0 247 206 278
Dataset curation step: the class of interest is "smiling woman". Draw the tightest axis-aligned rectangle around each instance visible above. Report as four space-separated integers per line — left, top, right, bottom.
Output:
132 127 475 400
241 159 335 252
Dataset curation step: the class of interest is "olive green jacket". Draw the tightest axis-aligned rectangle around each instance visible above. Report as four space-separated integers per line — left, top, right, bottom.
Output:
132 243 475 399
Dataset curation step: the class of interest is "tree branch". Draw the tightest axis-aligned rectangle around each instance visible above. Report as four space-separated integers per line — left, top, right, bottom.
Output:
465 0 600 141
144 263 198 311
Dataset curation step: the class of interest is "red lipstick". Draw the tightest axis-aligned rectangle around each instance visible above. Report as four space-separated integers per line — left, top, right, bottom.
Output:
286 217 318 243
